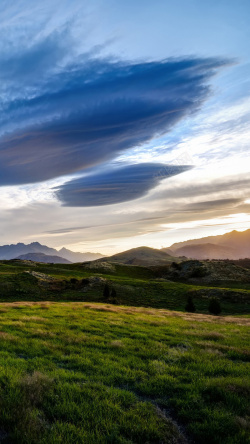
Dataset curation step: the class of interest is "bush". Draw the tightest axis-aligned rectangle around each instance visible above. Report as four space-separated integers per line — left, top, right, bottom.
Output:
190 267 207 278
109 287 118 304
103 283 110 299
171 262 181 270
209 298 222 315
185 295 196 312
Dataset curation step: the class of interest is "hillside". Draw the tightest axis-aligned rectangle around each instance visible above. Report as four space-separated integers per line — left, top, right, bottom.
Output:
100 246 176 266
0 242 103 262
164 259 250 284
169 229 250 259
16 252 71 264
173 243 236 260
0 258 249 315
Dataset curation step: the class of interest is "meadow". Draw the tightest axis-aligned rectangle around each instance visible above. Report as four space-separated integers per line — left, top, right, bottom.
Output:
0 302 249 443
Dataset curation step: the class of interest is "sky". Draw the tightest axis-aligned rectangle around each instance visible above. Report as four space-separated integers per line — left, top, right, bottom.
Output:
0 0 250 254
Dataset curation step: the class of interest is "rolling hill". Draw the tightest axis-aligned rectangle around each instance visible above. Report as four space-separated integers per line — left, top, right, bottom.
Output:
100 246 177 266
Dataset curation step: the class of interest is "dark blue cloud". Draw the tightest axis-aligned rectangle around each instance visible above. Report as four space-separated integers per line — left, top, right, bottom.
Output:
56 163 191 206
0 51 228 185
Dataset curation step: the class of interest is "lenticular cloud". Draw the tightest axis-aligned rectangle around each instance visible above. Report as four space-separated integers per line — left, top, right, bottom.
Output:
56 163 192 206
0 51 227 186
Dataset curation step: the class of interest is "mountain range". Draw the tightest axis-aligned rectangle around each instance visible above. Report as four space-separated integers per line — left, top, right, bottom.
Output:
0 242 103 263
0 229 249 264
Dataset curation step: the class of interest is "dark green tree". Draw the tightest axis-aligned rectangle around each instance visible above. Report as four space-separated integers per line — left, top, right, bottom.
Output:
103 283 110 299
208 298 222 315
185 295 196 313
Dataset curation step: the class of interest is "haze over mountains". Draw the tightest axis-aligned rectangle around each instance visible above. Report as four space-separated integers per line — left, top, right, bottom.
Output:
167 229 250 260
168 243 237 260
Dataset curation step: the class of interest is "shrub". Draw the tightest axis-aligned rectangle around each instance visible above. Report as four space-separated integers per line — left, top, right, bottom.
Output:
209 298 222 315
185 295 196 313
171 262 181 270
103 283 110 299
190 267 207 278
109 287 118 304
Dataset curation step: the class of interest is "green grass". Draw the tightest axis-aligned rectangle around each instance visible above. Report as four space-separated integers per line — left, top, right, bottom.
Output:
0 302 248 443
0 260 249 315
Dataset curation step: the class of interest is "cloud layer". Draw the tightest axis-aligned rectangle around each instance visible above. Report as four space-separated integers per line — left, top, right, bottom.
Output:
0 47 227 185
56 163 191 206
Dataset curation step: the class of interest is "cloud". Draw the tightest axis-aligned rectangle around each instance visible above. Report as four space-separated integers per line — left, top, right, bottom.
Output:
0 33 69 90
0 51 228 185
149 173 250 203
56 163 191 206
181 198 242 212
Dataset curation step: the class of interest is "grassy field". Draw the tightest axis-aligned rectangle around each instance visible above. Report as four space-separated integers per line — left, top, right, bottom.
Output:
0 260 249 315
0 302 249 443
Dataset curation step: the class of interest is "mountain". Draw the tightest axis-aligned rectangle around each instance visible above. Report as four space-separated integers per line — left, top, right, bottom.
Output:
0 242 57 260
173 243 237 260
168 229 250 259
58 247 104 263
0 242 103 262
16 253 71 264
101 246 176 266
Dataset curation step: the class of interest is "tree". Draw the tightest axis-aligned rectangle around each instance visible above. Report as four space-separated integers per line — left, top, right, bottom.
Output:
103 283 110 299
208 298 222 315
185 295 196 313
